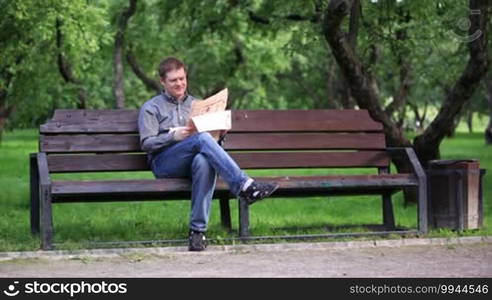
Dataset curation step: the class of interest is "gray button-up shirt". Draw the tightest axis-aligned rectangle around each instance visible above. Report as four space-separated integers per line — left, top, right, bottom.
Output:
138 91 195 162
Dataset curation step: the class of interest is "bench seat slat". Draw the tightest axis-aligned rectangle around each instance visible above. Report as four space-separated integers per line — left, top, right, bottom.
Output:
40 132 387 153
46 151 390 173
51 174 418 202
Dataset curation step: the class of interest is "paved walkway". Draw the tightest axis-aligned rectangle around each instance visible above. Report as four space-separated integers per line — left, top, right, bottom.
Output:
1 236 491 277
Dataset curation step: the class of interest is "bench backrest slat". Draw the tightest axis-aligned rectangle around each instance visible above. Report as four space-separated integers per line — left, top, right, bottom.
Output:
40 109 382 133
231 110 382 132
40 109 390 173
41 109 139 134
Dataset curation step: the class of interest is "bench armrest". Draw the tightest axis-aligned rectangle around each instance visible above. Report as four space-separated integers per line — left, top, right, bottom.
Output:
37 152 52 187
386 147 426 181
386 147 428 234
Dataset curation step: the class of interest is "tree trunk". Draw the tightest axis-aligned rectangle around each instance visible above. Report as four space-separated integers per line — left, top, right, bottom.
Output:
486 76 492 144
339 0 360 109
113 31 125 109
385 37 411 122
414 0 489 167
486 116 492 144
113 0 137 109
466 110 473 133
56 18 87 109
325 63 339 109
322 0 410 148
323 0 418 205
383 8 412 132
444 109 462 138
408 100 428 133
126 48 161 94
0 63 16 143
0 91 14 143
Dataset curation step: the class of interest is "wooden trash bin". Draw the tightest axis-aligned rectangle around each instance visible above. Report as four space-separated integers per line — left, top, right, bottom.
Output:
427 159 485 231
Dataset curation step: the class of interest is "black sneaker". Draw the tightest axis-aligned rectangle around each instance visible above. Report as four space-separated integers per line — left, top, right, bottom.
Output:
239 181 279 205
188 230 207 251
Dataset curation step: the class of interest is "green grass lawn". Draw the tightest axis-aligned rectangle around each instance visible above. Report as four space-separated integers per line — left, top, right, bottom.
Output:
0 129 490 251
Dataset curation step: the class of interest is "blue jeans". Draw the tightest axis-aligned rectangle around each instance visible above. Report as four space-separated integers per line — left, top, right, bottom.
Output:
151 132 250 232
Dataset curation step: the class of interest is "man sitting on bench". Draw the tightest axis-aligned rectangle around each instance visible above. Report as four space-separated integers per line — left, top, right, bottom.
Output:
138 57 278 251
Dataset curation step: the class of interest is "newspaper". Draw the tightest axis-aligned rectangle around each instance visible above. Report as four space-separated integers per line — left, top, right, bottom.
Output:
188 88 231 140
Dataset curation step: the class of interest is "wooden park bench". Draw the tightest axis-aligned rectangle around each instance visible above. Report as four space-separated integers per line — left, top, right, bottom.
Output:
30 109 427 250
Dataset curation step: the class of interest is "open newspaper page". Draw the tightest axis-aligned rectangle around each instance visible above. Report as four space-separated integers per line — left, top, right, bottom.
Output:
188 88 231 140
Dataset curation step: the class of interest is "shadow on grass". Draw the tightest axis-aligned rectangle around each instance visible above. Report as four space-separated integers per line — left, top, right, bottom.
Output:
50 223 416 250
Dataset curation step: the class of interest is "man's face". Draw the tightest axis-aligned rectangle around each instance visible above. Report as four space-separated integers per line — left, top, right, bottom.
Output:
160 67 187 100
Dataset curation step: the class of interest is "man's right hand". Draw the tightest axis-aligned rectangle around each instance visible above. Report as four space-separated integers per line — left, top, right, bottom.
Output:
171 126 193 141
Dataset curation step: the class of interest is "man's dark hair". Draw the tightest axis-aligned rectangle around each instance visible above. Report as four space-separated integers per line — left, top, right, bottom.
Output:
158 57 186 79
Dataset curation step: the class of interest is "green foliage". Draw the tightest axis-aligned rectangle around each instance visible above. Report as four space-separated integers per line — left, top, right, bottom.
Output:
1 0 490 129
2 0 113 129
359 0 489 126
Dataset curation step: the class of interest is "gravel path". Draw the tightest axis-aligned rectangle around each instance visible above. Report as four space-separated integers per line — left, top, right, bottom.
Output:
1 236 491 278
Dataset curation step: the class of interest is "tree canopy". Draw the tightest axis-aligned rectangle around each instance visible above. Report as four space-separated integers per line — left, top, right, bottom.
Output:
1 0 490 158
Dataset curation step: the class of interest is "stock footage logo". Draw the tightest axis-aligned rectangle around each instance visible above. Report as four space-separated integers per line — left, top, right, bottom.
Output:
3 281 20 297
449 9 482 43
2 280 128 297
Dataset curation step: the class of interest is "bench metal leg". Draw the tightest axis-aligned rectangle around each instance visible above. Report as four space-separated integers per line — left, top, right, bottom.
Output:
219 195 231 230
238 197 250 238
40 184 54 250
418 181 428 235
30 154 40 234
379 167 395 230
382 192 395 230
402 148 428 235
